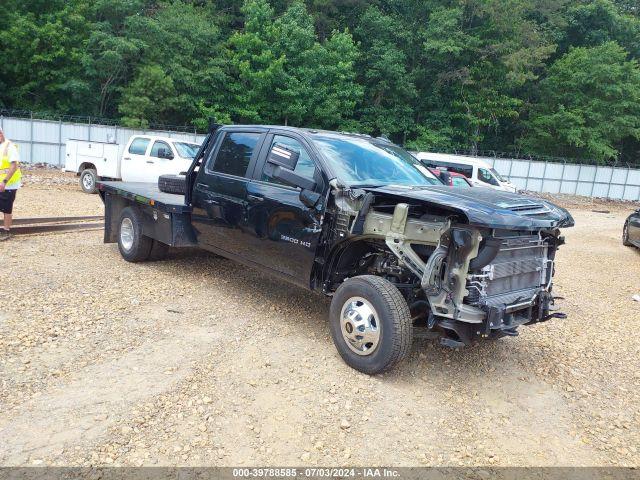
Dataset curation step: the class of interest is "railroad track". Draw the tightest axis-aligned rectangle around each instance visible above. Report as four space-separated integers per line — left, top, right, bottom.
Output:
12 215 104 235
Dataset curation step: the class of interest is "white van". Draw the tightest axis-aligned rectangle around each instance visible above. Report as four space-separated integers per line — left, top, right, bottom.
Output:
65 135 201 193
415 152 518 192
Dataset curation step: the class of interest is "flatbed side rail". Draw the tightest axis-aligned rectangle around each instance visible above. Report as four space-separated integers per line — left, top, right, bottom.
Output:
97 182 190 214
98 182 196 248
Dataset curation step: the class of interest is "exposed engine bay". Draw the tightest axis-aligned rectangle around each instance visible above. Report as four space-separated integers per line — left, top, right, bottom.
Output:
321 182 572 346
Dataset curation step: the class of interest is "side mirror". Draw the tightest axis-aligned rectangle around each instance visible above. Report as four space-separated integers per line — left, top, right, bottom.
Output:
265 143 316 190
267 143 300 171
158 148 174 160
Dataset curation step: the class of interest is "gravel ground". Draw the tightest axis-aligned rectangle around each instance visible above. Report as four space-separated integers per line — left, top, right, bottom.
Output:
0 169 639 467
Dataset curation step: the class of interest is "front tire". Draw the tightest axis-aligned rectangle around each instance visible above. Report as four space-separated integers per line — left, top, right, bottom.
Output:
80 168 98 194
623 221 632 246
118 207 153 262
329 275 413 374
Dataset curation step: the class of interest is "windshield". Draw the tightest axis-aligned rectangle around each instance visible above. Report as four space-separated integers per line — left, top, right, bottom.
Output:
312 136 441 187
174 142 201 159
490 168 505 182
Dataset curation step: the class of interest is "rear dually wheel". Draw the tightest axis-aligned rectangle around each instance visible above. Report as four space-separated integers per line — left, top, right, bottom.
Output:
118 207 153 262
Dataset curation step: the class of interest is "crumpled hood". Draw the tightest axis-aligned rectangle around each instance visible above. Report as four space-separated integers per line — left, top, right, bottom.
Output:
365 185 575 230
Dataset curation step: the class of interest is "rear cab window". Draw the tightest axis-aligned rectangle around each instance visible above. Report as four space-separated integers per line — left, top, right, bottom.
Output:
422 160 473 179
128 137 150 155
208 132 262 178
444 162 473 178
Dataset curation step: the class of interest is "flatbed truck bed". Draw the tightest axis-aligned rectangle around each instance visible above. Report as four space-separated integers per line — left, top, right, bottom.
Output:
98 181 196 248
99 181 189 213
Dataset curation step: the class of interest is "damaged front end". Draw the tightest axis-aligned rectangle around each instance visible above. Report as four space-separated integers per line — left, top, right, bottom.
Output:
323 185 573 347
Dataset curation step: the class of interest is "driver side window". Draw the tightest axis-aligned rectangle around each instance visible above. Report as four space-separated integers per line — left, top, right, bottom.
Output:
478 168 499 186
150 141 172 159
263 135 316 187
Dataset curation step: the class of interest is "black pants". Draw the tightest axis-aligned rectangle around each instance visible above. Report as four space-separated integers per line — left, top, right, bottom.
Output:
0 189 17 214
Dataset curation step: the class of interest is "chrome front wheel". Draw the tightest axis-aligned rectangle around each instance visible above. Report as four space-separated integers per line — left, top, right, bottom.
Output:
329 276 413 374
79 168 97 194
340 297 381 356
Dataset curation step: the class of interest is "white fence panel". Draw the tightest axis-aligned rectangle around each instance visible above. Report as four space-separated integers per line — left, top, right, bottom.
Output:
2 113 639 201
37 121 60 143
90 125 114 143
490 157 640 201
545 163 564 180
563 165 580 181
61 124 90 143
0 115 205 170
628 169 640 186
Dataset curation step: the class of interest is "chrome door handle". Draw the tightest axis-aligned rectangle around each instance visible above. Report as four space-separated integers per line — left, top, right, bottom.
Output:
123 157 131 161
247 194 264 202
205 199 219 205
146 161 154 164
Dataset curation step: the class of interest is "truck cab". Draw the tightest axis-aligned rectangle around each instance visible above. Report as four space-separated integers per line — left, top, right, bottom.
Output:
98 125 574 374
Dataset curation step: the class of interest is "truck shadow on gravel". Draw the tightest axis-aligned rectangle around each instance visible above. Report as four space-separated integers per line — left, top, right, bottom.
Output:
155 246 551 378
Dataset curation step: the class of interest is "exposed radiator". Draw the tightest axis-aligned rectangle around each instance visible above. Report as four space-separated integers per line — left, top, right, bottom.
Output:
466 235 549 307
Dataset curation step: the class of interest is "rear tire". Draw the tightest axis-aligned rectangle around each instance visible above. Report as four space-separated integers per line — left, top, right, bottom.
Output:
80 168 98 194
118 207 153 262
623 220 632 246
329 275 413 374
158 175 186 195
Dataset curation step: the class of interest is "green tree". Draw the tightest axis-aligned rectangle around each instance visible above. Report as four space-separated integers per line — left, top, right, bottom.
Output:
0 0 93 113
118 65 178 127
353 6 416 139
560 0 640 58
521 42 640 161
227 0 361 128
125 1 230 126
412 1 556 153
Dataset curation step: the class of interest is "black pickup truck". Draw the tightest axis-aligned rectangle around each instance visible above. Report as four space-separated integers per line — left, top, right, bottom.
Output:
98 124 574 374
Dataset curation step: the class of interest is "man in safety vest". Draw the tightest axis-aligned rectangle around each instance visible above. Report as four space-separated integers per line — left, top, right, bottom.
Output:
0 126 22 241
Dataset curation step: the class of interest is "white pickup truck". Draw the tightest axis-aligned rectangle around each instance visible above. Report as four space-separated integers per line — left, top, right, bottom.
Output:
64 135 201 193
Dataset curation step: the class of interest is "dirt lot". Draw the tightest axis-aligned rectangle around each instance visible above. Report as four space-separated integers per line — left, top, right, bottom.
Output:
1 169 639 467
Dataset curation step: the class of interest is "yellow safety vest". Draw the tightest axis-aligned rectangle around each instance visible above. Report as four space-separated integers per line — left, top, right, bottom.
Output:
0 141 22 187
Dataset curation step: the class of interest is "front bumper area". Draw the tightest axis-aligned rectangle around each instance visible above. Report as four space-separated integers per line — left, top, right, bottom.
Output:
433 289 566 346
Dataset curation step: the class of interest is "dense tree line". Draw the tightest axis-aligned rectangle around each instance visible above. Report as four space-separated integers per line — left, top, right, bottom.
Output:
1 0 639 163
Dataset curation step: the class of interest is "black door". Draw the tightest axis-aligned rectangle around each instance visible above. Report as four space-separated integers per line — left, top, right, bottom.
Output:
191 130 265 258
244 133 325 287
